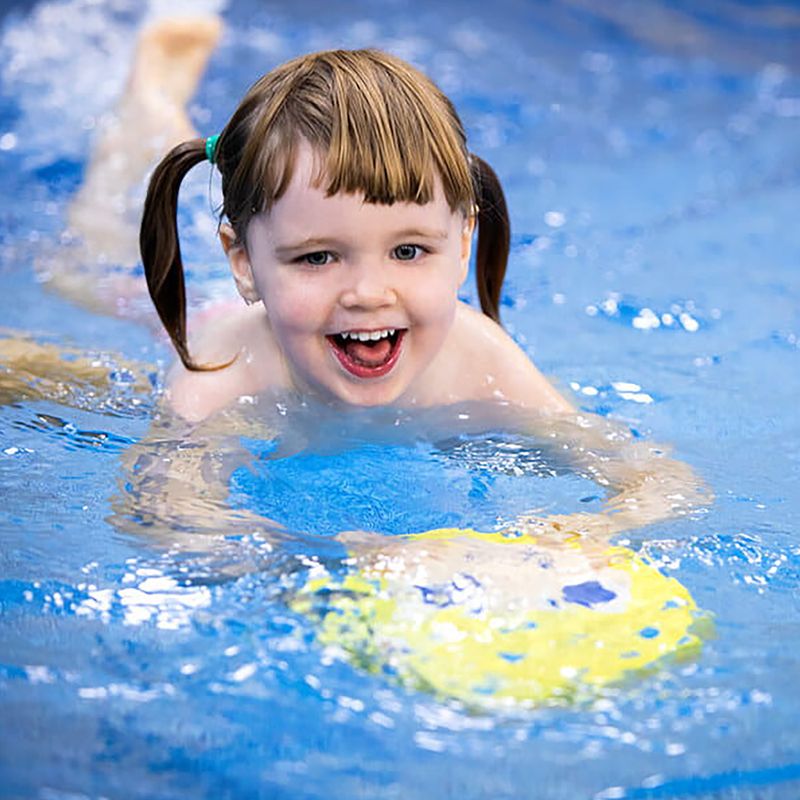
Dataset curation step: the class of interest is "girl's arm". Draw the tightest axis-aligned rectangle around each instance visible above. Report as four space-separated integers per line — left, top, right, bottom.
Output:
458 308 710 541
110 410 287 561
0 333 282 555
514 412 710 540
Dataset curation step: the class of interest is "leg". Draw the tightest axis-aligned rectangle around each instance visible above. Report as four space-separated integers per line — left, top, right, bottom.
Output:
44 16 222 309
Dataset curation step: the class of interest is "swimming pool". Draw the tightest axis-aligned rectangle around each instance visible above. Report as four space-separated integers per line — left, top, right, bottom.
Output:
1 0 799 798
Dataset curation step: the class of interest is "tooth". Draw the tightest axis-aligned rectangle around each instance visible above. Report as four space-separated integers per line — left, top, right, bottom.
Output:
339 330 396 341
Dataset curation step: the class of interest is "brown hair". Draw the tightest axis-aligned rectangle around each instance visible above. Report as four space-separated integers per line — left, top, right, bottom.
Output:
140 48 510 371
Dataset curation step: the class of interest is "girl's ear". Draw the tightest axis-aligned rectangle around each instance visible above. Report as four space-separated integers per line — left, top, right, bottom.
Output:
220 223 260 304
459 212 476 284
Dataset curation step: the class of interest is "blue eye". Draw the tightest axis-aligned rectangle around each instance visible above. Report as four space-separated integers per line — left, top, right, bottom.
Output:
301 251 333 266
392 244 424 261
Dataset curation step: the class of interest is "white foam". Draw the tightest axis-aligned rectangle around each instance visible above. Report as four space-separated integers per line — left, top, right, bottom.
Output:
1 0 138 166
0 0 228 167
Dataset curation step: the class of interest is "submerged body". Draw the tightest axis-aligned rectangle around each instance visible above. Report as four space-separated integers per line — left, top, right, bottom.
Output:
0 14 711 711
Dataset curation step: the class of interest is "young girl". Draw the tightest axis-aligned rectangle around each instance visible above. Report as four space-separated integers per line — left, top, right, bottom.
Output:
140 48 570 422
2 20 709 707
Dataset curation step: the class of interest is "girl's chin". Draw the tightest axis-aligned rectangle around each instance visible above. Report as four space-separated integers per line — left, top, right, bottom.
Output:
330 379 408 408
287 367 407 407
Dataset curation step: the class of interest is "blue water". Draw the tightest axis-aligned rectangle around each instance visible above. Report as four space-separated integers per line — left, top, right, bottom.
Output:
1 1 799 798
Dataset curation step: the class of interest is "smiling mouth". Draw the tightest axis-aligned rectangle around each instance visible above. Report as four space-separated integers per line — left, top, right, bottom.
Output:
327 328 405 379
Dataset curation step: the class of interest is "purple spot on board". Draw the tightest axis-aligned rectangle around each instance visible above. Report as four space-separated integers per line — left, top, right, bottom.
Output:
416 585 454 608
499 652 526 663
562 580 617 607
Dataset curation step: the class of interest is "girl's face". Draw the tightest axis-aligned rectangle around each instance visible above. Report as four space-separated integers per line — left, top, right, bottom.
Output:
226 142 473 406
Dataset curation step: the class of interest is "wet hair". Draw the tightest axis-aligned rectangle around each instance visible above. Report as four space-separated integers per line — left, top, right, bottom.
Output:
140 48 510 371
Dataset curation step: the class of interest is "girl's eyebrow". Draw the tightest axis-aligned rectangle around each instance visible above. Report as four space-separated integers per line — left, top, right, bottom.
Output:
274 228 449 257
392 227 448 241
273 237 335 257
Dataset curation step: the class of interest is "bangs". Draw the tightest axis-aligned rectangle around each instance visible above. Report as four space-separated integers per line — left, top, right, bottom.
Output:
316 52 471 208
233 49 475 221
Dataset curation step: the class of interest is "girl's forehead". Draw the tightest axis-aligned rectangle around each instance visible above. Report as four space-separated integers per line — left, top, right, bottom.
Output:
276 141 452 216
250 164 458 248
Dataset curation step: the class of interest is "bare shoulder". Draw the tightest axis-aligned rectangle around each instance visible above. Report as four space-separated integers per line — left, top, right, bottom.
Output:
449 303 573 413
167 303 285 422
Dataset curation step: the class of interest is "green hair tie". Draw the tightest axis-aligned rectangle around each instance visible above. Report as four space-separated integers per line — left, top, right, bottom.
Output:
205 134 220 165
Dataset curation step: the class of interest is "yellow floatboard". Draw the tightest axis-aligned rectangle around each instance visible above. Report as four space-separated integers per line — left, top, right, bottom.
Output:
291 527 707 708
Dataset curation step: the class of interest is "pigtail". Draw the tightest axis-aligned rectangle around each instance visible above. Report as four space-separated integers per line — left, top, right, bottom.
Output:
470 154 510 324
140 139 220 371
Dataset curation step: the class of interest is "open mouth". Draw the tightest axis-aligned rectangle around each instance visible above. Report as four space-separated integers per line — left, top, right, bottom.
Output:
326 328 406 379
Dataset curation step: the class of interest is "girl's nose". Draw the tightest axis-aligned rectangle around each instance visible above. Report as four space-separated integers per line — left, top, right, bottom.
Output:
339 264 397 309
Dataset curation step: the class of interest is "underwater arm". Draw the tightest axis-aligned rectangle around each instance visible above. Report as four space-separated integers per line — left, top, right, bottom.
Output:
515 412 711 540
465 314 709 540
0 331 282 557
110 406 287 557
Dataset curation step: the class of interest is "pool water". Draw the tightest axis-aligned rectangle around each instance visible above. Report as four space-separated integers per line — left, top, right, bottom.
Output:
1 1 799 798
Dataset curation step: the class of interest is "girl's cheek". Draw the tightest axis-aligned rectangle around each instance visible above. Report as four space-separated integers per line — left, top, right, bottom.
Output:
413 272 460 319
269 285 327 333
